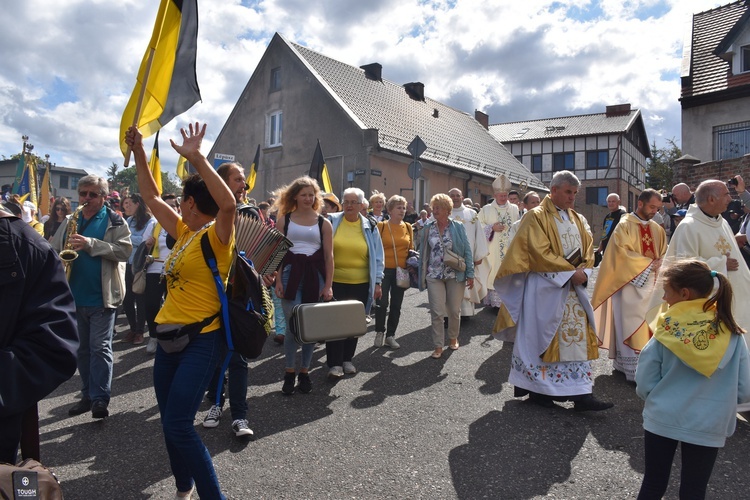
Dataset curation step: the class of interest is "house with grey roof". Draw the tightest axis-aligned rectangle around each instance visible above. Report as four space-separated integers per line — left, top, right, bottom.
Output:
0 159 88 211
489 104 650 219
681 0 750 162
208 33 544 209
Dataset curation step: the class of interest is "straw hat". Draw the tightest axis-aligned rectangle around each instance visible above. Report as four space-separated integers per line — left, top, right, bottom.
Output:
321 192 342 212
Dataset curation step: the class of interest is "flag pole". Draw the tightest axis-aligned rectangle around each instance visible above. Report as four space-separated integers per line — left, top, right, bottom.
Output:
123 47 156 168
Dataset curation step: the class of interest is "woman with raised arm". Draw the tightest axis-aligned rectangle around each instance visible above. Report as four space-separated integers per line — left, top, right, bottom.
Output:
125 122 235 500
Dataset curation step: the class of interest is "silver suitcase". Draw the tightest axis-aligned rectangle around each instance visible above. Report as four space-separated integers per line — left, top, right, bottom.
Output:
290 300 367 344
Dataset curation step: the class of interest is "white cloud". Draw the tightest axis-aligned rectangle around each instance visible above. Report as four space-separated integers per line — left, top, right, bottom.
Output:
0 0 725 177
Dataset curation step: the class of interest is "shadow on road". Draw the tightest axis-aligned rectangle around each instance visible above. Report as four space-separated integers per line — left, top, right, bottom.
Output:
449 401 588 498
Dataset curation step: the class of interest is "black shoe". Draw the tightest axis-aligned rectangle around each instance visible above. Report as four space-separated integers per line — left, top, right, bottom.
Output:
273 334 285 345
296 372 312 394
91 400 109 419
528 393 556 408
282 372 296 395
574 395 614 412
68 399 92 416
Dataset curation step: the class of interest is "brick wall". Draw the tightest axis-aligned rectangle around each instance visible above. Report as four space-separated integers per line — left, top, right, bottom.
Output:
673 154 750 191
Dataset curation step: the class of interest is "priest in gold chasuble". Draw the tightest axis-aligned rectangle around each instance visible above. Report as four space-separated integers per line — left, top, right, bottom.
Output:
493 171 613 411
592 189 667 382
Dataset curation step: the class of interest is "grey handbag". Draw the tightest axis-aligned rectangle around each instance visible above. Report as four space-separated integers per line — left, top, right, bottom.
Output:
443 248 466 272
289 300 367 344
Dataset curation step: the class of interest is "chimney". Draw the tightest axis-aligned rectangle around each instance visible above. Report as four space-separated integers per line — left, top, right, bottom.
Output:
605 103 631 117
403 82 425 101
475 110 489 130
360 63 382 81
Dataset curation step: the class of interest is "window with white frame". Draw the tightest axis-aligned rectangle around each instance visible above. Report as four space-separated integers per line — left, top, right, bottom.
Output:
267 111 282 147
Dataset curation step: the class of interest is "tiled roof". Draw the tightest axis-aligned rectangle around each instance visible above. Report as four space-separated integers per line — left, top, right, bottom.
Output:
683 0 748 98
281 36 544 190
488 110 641 143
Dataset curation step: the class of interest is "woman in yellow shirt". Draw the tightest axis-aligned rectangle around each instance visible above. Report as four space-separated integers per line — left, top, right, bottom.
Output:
126 122 235 500
327 188 384 378
374 195 413 349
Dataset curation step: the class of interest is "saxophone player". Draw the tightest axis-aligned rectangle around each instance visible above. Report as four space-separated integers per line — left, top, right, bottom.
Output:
51 175 131 419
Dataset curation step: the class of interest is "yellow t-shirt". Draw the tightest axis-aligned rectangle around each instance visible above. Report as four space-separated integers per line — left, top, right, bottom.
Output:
156 220 235 333
333 217 369 284
378 221 412 269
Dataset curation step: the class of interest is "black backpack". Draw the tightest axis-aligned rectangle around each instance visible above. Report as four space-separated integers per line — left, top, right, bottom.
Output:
201 233 273 360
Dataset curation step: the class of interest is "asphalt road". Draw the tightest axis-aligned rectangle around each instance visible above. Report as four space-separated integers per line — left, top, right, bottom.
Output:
36 282 750 499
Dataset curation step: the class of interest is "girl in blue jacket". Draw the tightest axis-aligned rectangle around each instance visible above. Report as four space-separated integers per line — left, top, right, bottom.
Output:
635 259 750 500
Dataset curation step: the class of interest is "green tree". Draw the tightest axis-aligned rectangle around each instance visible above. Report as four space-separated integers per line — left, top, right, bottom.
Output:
106 162 120 191
645 139 681 191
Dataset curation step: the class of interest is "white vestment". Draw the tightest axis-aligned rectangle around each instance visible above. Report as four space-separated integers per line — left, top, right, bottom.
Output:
665 204 750 410
478 201 520 307
499 210 595 397
451 206 490 315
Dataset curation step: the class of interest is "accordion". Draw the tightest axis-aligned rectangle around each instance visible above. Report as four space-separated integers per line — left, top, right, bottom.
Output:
234 214 293 275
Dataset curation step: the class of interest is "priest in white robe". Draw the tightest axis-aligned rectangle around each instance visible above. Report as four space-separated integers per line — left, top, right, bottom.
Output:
449 188 489 315
592 189 667 381
478 174 520 307
493 171 613 412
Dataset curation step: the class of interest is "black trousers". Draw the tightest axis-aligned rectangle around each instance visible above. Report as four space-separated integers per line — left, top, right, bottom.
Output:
374 268 406 337
326 282 369 367
637 430 719 500
144 273 166 337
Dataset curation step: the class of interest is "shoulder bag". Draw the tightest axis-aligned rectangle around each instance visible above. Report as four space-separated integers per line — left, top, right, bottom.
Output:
387 223 410 289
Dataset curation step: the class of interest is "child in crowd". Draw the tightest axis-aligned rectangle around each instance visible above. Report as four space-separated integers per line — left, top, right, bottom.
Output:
635 259 750 500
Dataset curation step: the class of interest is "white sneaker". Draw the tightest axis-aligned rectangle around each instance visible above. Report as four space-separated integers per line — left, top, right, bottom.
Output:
146 337 158 354
374 332 385 347
328 366 344 379
202 404 222 428
343 361 357 374
365 315 372 324
384 336 401 349
231 419 254 438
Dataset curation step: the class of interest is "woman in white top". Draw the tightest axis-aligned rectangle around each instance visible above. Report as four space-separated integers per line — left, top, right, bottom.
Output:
274 176 334 395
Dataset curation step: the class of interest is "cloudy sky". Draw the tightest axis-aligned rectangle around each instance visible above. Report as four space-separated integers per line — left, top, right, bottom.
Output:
0 0 725 178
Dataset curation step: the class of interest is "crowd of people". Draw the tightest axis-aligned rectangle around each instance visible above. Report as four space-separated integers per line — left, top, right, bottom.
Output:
5 122 750 499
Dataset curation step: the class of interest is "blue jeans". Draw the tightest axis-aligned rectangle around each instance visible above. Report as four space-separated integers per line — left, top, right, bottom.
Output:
76 306 116 403
153 330 225 499
207 351 248 421
280 265 319 370
272 287 286 336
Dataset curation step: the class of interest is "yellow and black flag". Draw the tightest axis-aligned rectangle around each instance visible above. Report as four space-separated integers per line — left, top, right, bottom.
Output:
176 155 189 181
246 145 260 192
308 140 332 194
120 0 201 157
149 132 163 194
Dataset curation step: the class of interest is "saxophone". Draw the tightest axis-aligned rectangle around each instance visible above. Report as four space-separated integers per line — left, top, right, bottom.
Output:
60 203 86 280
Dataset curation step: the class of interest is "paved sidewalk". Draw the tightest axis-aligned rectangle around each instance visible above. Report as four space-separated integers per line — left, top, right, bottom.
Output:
37 285 750 499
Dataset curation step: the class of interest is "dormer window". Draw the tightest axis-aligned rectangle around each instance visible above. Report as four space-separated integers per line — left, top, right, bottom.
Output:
742 45 750 73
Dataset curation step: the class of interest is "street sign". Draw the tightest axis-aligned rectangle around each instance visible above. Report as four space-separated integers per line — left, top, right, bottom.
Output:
213 153 235 169
354 169 366 175
407 136 427 158
407 160 422 180
371 169 382 177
